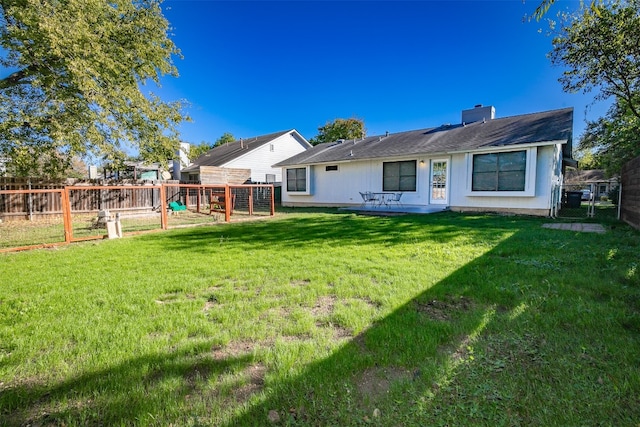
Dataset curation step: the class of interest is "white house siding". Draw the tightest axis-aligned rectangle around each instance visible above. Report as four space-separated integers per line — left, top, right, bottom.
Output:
283 144 562 216
223 132 308 183
282 157 436 207
448 145 558 215
282 161 376 206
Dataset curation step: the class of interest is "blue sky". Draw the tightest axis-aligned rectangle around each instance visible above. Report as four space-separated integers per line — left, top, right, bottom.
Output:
158 0 609 146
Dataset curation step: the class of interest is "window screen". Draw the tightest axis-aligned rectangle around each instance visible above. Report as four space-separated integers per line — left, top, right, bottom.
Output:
472 151 526 191
383 160 416 192
286 168 307 192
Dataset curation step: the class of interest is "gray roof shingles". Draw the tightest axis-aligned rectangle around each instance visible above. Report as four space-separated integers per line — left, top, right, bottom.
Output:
183 130 298 172
274 108 573 167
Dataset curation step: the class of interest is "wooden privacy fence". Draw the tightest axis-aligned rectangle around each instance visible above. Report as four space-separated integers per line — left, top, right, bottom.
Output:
621 155 640 230
0 183 275 252
1 185 164 219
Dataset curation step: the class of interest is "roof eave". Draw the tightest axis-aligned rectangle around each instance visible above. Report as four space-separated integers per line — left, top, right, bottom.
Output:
447 139 569 155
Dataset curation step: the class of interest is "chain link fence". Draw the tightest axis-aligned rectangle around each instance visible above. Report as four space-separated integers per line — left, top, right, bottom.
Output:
558 183 619 220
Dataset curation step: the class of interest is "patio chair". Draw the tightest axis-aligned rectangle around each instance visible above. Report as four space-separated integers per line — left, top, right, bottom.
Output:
388 193 403 207
359 191 376 207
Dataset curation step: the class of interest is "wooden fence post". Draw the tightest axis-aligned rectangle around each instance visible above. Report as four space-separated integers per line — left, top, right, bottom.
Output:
62 187 73 243
270 184 275 216
224 185 231 223
160 184 168 230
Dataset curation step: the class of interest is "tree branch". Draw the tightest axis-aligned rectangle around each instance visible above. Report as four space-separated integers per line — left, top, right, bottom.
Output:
0 64 37 90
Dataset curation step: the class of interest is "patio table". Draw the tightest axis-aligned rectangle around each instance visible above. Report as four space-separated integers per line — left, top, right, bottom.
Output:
372 192 402 207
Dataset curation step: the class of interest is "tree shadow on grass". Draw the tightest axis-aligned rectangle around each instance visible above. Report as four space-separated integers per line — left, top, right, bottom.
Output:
0 213 525 426
217 222 639 426
145 211 531 254
218 250 510 426
1 341 256 426
4 214 632 425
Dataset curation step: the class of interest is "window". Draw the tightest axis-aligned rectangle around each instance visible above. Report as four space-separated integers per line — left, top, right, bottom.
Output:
325 165 338 171
472 151 526 191
270 144 274 152
383 160 416 191
286 167 307 192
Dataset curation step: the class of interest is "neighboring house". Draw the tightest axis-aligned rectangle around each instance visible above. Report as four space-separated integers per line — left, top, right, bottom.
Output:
181 130 311 185
104 161 170 181
172 142 191 181
275 105 575 216
564 169 619 200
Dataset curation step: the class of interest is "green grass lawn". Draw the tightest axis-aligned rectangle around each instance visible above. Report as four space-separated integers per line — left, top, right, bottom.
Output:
1 210 639 426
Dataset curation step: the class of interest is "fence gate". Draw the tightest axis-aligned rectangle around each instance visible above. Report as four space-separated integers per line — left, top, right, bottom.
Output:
558 182 618 219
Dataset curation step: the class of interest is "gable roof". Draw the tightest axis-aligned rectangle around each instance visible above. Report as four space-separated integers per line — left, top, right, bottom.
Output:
564 169 618 184
275 108 573 167
183 129 310 172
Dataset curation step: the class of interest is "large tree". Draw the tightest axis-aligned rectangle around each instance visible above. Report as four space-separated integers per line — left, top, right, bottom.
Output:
549 0 640 174
309 118 366 146
578 101 640 173
550 0 640 121
214 132 235 147
0 0 187 178
187 133 235 162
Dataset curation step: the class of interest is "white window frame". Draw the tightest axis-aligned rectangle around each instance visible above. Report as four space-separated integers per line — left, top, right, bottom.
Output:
465 147 537 197
382 160 417 192
285 166 311 195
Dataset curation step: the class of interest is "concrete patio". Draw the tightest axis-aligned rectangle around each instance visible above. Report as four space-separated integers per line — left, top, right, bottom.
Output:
339 204 450 215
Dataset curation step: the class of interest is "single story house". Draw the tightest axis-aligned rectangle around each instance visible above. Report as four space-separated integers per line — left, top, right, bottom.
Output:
564 168 619 200
181 129 311 185
104 161 171 181
275 105 575 216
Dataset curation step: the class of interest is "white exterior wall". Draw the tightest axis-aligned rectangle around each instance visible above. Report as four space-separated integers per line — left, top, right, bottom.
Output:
282 144 562 215
223 132 308 183
449 145 556 212
281 157 435 207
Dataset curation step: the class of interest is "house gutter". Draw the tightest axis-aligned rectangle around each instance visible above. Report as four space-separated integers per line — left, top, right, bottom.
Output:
446 139 568 155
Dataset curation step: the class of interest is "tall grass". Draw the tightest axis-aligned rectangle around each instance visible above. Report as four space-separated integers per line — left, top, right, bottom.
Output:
1 210 638 425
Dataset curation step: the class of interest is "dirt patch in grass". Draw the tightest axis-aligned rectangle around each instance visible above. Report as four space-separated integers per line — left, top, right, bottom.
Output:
333 326 353 340
352 333 369 354
311 295 337 317
184 361 215 388
359 296 383 309
415 295 474 321
447 335 474 364
211 340 255 361
290 279 311 287
355 366 411 401
233 363 267 402
312 295 354 340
